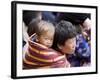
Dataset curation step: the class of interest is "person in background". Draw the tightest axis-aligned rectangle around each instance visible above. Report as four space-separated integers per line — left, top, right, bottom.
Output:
67 25 91 67
56 12 91 44
23 11 42 46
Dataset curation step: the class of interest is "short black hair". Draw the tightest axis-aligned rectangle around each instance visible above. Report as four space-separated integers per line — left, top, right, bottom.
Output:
52 20 77 50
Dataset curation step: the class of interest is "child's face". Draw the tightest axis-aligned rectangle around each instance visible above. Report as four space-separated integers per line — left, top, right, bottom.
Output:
37 31 54 48
59 37 76 54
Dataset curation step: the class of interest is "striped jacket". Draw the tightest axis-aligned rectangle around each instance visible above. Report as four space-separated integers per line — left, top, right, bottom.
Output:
23 34 70 69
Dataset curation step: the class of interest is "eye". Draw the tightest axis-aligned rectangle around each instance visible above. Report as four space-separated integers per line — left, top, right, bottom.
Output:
44 37 49 40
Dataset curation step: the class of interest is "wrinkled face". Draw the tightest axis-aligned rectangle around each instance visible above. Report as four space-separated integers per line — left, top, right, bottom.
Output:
37 31 54 48
59 38 76 54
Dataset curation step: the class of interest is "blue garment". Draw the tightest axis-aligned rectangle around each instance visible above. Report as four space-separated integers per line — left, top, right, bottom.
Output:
42 12 56 25
75 34 91 61
67 54 81 67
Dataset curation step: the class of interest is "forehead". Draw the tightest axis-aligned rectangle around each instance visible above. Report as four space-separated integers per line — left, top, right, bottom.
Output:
41 31 54 37
42 24 55 32
40 25 55 33
65 37 76 43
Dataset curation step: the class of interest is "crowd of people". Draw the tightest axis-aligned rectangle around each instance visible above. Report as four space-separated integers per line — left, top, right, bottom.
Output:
22 11 91 69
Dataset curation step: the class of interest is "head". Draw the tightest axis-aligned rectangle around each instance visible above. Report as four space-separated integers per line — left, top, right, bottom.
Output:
74 24 82 35
52 20 77 54
81 18 91 31
31 20 55 48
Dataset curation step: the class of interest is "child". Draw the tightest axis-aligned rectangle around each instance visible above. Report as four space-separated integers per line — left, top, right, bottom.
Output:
23 20 70 69
67 25 91 67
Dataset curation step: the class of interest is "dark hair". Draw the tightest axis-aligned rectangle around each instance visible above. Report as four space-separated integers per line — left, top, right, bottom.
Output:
52 20 77 50
23 10 41 26
74 24 82 34
56 13 91 25
27 19 40 36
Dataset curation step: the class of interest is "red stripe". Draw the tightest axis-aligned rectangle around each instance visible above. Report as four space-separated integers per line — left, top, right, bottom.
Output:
25 52 53 65
28 40 53 52
28 46 60 60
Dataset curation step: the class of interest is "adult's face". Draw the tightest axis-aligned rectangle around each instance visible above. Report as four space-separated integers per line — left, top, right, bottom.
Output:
59 37 76 54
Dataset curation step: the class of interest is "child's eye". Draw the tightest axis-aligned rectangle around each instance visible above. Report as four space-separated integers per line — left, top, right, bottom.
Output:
44 37 48 40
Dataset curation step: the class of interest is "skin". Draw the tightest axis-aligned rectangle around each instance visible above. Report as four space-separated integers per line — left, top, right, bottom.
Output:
37 30 54 48
82 18 91 31
59 37 76 54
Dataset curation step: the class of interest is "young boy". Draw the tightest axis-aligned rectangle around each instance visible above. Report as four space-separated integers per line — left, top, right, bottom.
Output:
67 25 91 67
23 20 70 69
52 20 77 67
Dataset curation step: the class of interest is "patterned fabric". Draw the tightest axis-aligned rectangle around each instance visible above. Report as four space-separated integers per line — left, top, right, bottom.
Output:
75 34 91 61
23 34 70 69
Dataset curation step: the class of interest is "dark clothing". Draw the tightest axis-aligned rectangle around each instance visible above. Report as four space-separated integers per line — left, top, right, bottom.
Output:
67 34 91 67
23 11 39 26
23 11 56 26
56 13 91 25
42 11 56 25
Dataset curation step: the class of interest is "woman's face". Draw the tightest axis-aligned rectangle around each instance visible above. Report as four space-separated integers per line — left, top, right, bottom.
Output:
59 37 76 54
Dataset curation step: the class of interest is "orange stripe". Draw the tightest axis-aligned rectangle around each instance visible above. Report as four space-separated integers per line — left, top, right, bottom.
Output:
23 58 51 68
54 56 65 62
29 45 54 55
27 51 54 63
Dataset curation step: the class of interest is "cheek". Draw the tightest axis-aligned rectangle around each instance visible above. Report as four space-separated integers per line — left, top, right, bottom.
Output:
64 45 71 51
41 39 47 44
38 38 46 44
62 44 75 54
